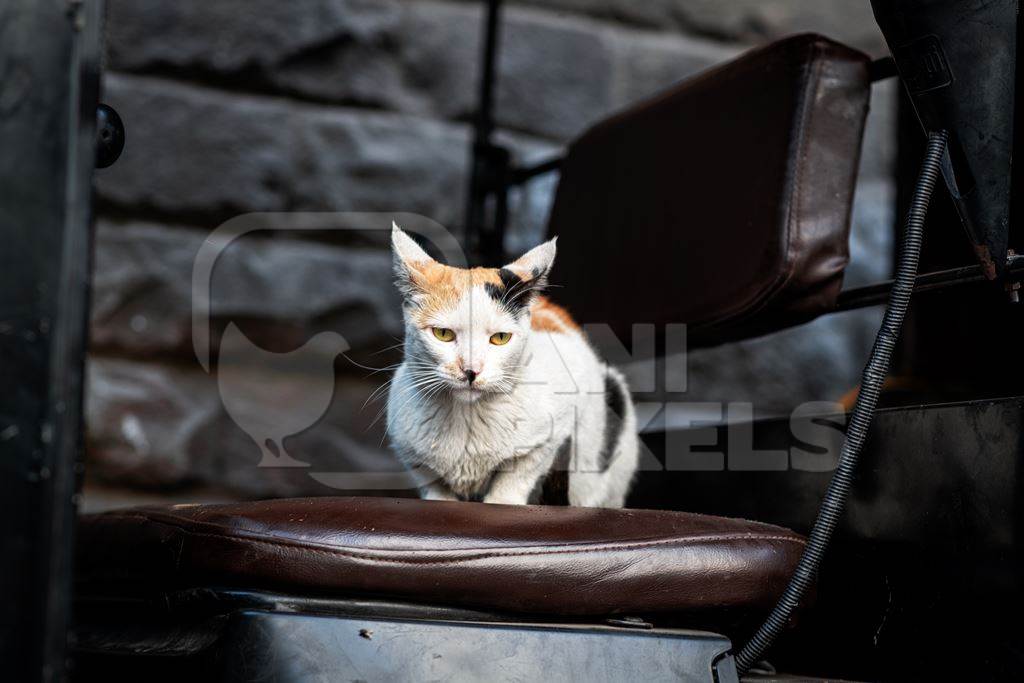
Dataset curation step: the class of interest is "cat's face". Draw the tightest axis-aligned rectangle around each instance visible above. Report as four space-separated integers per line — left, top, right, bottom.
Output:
391 223 556 402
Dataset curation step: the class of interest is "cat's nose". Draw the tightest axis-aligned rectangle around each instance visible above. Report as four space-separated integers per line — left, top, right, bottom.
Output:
463 369 478 384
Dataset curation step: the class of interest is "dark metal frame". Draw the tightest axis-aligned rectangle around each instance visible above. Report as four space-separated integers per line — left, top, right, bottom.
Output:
0 1 103 680
836 251 1024 311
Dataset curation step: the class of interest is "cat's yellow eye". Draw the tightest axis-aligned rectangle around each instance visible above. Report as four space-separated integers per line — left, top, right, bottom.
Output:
489 332 512 346
432 327 456 342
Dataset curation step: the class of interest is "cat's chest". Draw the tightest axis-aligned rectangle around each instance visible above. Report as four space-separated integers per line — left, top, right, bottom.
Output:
417 399 535 459
397 393 562 470
417 400 560 496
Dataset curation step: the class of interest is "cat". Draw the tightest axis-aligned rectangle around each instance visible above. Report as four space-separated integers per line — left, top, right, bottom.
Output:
385 223 638 507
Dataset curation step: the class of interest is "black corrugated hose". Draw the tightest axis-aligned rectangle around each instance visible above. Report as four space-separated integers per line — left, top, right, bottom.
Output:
734 130 949 675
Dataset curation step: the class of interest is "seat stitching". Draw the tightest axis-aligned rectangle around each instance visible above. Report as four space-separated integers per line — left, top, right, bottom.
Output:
93 513 806 567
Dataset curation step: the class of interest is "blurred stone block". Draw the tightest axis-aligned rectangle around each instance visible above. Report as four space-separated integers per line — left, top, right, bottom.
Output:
847 179 896 289
860 78 897 181
476 0 888 56
95 73 473 225
610 29 737 106
95 72 559 230
85 355 411 497
104 0 736 141
105 0 400 74
90 219 404 358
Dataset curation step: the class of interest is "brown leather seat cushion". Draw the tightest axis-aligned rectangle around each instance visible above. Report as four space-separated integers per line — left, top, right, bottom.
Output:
547 33 871 347
76 497 805 616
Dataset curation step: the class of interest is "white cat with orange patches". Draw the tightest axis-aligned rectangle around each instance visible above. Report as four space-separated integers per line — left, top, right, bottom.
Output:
386 223 638 507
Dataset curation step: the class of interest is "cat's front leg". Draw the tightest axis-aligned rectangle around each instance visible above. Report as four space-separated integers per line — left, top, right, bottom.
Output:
407 464 459 501
482 447 554 505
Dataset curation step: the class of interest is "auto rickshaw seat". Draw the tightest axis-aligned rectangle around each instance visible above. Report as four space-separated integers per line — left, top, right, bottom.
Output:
75 497 805 618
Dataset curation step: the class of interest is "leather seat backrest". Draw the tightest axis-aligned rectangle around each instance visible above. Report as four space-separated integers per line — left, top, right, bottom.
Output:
546 34 872 347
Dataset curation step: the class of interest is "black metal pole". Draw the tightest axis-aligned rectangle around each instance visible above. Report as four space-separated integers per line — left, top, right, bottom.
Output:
510 155 563 185
465 0 508 264
475 0 501 148
0 1 102 680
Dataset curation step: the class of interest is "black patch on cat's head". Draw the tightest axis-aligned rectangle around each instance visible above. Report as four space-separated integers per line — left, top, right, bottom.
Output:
483 282 505 302
498 267 523 291
485 267 546 316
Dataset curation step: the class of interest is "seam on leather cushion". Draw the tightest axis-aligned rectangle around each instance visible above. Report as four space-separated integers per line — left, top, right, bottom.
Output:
97 513 806 566
98 503 802 548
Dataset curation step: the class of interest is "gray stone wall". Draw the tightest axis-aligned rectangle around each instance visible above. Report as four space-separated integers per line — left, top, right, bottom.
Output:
85 0 895 509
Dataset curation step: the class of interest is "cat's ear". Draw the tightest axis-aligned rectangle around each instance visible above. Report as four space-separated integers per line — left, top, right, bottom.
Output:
502 237 557 292
391 221 435 302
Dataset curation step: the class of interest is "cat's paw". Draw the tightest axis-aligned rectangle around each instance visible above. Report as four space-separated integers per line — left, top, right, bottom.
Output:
482 492 528 506
420 487 459 502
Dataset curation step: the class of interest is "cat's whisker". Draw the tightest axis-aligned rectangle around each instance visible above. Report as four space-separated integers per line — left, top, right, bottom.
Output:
387 376 440 397
362 376 402 411
347 353 437 377
422 383 447 405
341 353 402 374
381 391 432 430
362 380 393 406
363 364 403 378
369 380 431 431
369 342 406 356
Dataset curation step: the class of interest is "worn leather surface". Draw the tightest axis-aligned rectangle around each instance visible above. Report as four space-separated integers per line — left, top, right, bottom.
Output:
547 34 871 347
76 497 805 616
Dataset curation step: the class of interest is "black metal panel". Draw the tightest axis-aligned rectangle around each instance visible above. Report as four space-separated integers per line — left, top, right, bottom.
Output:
0 1 102 680
871 0 1018 278
465 0 510 264
216 611 736 683
74 593 737 681
631 397 1024 681
72 590 526 659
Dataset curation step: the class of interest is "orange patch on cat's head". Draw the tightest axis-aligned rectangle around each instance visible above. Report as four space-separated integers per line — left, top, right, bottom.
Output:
392 223 560 325
405 261 503 324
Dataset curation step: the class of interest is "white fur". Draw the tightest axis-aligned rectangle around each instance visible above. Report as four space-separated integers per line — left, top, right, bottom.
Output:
385 225 638 507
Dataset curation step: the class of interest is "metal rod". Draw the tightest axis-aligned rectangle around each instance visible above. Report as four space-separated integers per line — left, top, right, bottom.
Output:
834 253 1024 312
475 0 502 146
0 0 102 678
509 155 564 185
464 0 505 259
